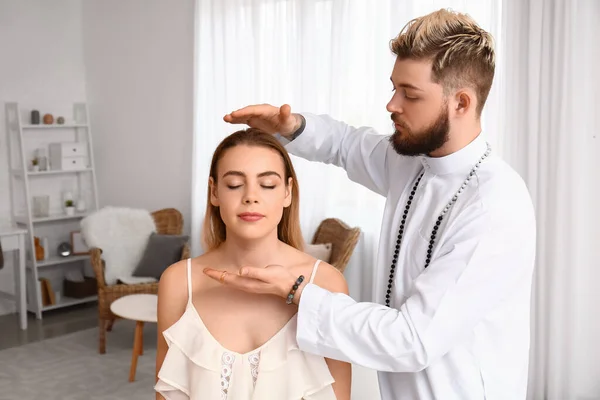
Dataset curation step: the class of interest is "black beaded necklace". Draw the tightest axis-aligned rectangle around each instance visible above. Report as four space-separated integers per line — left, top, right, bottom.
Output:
385 143 491 307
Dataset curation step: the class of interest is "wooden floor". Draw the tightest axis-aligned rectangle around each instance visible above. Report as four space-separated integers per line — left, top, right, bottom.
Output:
0 302 97 351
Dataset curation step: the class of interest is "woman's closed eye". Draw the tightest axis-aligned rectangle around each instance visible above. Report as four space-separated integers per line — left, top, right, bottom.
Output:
259 178 279 189
225 183 276 190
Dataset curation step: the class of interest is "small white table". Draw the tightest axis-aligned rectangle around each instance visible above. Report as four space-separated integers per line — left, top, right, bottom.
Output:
110 294 158 382
0 225 27 330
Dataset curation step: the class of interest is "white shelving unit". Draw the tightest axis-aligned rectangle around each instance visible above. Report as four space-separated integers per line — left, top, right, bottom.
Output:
4 102 100 319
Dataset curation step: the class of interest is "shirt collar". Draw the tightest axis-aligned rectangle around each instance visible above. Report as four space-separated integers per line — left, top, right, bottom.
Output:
420 134 488 175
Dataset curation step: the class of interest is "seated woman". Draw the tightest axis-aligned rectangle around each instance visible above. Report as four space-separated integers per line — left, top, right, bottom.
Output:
155 128 351 399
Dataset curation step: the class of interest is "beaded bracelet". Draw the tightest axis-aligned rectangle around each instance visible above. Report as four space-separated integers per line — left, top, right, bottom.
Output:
286 275 305 305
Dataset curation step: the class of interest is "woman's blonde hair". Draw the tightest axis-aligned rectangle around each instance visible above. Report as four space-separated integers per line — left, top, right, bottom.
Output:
390 8 495 116
201 128 304 251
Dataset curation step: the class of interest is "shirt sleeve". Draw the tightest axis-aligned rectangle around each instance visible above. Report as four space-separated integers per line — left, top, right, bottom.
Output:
296 201 536 372
282 113 394 196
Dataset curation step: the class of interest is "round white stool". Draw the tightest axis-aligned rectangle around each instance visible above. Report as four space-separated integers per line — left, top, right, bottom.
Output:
110 294 158 382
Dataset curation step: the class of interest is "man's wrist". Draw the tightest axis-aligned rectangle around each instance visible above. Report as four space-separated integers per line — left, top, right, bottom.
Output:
292 280 308 305
283 114 306 141
282 274 308 305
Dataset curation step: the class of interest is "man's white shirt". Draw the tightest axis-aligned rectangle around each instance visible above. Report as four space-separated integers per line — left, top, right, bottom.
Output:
283 113 536 400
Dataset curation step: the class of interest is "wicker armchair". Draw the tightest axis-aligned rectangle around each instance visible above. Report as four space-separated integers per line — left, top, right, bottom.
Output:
311 218 361 273
90 208 190 354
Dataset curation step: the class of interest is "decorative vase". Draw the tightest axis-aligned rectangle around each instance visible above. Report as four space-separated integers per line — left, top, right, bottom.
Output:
34 237 45 261
76 198 86 213
57 242 71 257
56 116 65 124
31 110 40 125
42 237 49 260
43 114 54 124
36 148 48 171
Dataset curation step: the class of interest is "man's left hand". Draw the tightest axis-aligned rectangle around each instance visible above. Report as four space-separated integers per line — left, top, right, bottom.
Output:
203 265 305 304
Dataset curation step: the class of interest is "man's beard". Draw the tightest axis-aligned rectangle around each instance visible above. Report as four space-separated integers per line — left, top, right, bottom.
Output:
389 105 450 156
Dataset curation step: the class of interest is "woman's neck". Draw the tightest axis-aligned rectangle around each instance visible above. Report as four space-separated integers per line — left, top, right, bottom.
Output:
219 233 283 270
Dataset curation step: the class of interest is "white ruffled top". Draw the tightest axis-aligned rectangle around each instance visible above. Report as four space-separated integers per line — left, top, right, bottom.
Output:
155 258 336 400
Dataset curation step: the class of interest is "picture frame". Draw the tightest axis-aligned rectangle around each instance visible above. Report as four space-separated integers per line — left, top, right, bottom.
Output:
70 231 89 255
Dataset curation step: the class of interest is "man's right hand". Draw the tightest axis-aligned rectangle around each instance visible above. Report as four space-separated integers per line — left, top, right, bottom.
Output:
223 103 302 139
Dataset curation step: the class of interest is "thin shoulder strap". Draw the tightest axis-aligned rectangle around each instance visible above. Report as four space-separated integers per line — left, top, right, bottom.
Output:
309 259 321 284
186 258 193 304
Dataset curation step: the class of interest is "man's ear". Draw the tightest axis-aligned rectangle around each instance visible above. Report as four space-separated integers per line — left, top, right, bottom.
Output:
209 177 219 206
284 177 293 208
453 89 473 117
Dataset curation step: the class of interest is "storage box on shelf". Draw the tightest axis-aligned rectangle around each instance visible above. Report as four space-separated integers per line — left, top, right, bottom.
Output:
4 102 100 319
49 142 89 171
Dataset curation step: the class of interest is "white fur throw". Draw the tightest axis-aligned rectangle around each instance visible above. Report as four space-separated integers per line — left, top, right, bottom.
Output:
80 207 156 285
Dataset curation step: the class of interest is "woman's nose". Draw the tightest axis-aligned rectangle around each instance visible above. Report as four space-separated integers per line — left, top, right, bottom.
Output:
243 188 259 204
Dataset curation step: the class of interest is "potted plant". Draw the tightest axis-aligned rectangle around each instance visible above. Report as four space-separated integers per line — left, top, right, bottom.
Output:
32 157 39 172
64 200 75 216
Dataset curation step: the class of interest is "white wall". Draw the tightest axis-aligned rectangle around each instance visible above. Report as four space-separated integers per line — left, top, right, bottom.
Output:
0 0 88 315
82 0 194 234
0 0 195 316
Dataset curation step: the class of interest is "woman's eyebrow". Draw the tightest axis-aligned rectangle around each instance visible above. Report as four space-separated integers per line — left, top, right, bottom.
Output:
222 170 282 179
222 170 245 178
257 171 282 179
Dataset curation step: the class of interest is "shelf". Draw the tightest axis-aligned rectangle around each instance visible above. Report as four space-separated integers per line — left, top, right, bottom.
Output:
7 102 99 320
21 124 88 129
41 295 97 312
15 212 88 225
12 168 93 178
32 255 89 268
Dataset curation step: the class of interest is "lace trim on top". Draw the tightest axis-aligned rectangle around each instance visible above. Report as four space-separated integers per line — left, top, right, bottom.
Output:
248 352 261 386
220 352 235 399
220 350 261 399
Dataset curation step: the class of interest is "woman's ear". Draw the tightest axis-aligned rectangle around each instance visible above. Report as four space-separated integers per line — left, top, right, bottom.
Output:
209 177 219 206
284 177 293 208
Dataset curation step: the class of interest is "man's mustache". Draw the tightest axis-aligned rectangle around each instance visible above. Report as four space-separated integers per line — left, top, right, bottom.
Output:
390 113 407 129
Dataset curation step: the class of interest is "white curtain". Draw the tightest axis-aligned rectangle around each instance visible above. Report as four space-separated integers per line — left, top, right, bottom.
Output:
500 1 600 399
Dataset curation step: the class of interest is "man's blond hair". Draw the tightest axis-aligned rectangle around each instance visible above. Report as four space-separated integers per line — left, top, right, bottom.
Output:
390 9 495 116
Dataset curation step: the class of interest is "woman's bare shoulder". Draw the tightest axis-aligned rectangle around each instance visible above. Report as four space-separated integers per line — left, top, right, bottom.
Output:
285 245 349 295
159 258 187 288
159 252 221 300
157 259 189 324
310 259 348 295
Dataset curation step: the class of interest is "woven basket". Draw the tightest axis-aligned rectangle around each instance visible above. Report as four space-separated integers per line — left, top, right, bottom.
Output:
63 276 97 298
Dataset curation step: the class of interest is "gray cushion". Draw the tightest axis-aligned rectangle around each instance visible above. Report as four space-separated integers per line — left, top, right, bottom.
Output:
132 232 189 280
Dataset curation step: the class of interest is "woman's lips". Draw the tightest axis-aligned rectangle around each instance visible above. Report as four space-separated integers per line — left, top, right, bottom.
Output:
238 212 264 222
